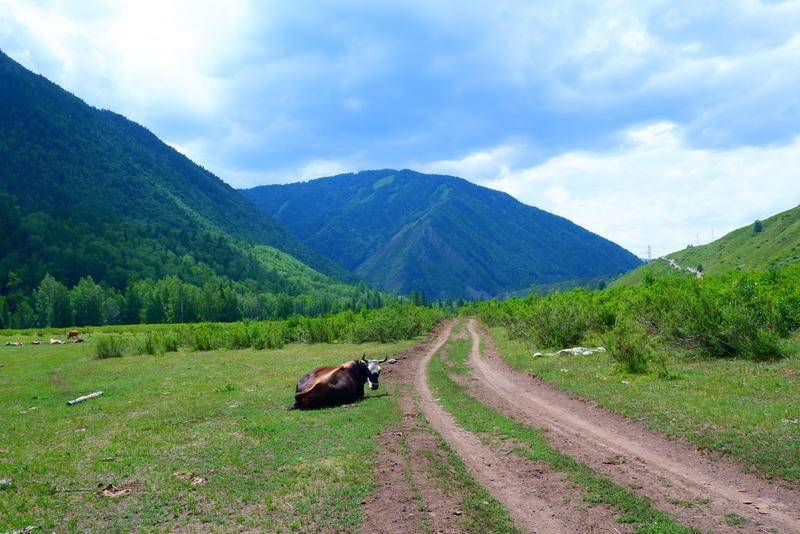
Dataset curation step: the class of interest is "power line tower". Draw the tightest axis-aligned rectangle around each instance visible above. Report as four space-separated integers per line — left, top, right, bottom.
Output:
647 246 652 261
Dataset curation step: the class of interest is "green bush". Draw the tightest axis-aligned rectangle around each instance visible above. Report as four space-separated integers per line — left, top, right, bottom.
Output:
501 290 603 349
160 331 179 352
475 267 794 362
605 316 650 374
188 324 218 352
135 332 161 355
96 335 126 359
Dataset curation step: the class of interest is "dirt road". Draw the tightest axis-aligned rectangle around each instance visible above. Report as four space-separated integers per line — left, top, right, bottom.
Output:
366 320 631 533
365 319 800 532
465 319 800 533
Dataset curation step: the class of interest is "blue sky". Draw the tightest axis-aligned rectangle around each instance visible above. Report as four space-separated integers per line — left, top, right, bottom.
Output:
1 0 799 256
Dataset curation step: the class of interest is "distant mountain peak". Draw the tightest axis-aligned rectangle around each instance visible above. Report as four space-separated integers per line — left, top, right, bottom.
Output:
242 169 641 298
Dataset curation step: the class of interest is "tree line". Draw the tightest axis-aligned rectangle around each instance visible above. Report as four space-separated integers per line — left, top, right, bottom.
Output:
0 273 392 329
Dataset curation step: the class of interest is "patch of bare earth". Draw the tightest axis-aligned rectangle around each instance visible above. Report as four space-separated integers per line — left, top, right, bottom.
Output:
467 319 800 533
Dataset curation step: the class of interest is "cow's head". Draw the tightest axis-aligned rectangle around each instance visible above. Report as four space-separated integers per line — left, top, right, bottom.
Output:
361 354 388 390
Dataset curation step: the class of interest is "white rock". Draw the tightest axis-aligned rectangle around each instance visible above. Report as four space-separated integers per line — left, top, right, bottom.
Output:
533 352 543 357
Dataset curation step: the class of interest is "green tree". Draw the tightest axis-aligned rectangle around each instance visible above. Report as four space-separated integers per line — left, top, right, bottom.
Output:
71 276 105 326
34 274 73 327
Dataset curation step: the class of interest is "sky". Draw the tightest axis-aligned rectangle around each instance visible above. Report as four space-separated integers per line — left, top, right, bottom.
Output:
1 0 799 257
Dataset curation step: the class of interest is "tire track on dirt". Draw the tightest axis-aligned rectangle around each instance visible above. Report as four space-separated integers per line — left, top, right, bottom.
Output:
364 325 468 534
413 320 615 533
466 319 800 533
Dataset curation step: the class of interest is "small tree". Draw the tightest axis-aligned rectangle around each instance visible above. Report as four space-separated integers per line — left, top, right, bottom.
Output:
753 220 763 234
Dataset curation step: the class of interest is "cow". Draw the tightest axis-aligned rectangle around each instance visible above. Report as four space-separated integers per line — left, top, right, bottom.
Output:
67 330 80 340
293 354 388 409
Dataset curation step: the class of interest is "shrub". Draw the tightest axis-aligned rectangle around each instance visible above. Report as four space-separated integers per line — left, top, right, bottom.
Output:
504 290 602 349
606 316 650 374
96 335 126 359
160 331 179 352
135 332 161 355
189 324 218 352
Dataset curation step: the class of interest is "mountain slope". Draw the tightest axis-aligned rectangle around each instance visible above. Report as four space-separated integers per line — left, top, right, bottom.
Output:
668 204 800 274
242 169 641 298
612 204 800 286
0 49 348 295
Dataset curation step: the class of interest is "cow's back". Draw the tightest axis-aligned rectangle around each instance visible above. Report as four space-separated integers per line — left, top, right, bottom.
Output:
294 362 359 409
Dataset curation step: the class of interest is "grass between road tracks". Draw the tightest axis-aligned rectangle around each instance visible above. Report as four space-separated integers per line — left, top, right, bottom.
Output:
491 326 800 483
413 414 518 533
0 334 417 531
428 335 694 534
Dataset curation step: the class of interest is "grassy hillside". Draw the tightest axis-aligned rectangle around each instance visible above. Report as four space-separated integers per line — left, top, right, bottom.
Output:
614 204 800 286
610 258 692 286
668 204 800 274
0 50 379 328
242 169 641 299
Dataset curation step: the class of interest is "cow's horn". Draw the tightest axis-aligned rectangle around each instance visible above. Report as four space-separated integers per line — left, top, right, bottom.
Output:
361 354 367 362
379 356 388 363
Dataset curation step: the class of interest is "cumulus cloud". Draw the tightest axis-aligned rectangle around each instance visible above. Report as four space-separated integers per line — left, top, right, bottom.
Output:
425 122 800 257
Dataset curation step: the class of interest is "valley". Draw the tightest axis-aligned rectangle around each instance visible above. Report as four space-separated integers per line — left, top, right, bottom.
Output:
2 12 800 532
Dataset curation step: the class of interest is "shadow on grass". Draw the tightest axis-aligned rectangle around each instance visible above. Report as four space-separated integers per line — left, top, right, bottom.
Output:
288 392 390 411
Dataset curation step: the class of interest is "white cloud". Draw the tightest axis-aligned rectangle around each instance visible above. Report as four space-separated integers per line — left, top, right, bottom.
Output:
221 158 359 188
424 123 800 257
0 0 251 123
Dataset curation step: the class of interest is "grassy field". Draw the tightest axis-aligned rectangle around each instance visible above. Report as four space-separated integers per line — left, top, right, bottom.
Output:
490 326 800 483
668 203 800 275
0 332 418 531
427 334 691 533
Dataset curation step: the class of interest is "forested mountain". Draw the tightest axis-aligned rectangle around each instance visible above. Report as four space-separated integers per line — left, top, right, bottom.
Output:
668 204 800 274
242 169 641 299
0 50 382 328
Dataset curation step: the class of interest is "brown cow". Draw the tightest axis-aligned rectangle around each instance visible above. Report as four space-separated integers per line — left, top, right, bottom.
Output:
67 330 80 340
294 354 388 409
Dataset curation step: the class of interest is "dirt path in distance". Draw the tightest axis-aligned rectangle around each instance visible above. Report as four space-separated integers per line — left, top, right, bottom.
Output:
466 319 800 533
362 324 465 534
409 320 625 533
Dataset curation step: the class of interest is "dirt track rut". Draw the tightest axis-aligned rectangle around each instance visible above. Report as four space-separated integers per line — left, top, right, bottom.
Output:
413 321 573 533
465 319 800 533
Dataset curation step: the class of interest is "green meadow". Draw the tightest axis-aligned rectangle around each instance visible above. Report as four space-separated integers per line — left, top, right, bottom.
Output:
0 333 417 531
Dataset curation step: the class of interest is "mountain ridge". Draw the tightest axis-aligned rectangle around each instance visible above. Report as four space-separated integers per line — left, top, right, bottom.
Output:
0 48 385 329
242 169 642 298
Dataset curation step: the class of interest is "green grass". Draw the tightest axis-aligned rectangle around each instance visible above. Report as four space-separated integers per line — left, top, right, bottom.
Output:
491 326 800 482
669 204 800 275
616 204 800 287
610 258 691 286
427 334 693 533
0 332 418 531
724 512 746 527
